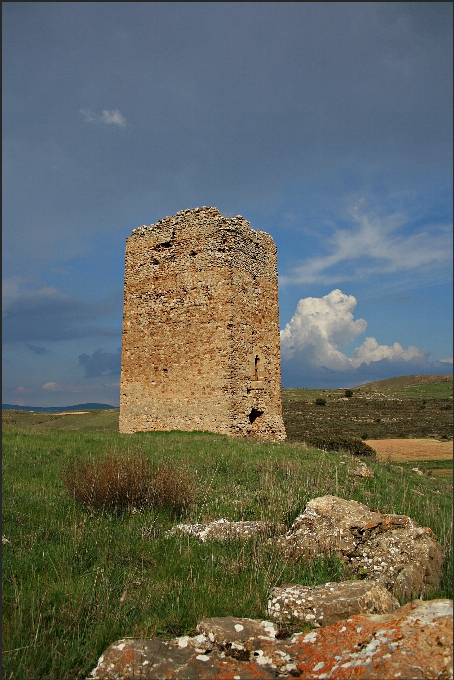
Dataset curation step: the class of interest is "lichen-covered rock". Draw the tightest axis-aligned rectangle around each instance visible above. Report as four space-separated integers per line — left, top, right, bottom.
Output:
279 496 413 559
196 616 278 649
165 496 444 603
89 600 453 679
267 580 400 626
279 495 444 597
349 524 446 598
352 462 374 478
168 519 287 542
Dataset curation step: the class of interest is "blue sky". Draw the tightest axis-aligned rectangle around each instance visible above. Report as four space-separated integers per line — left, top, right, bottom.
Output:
2 2 452 405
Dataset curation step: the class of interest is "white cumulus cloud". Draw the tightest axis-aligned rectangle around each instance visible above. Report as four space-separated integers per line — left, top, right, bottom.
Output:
280 289 367 369
42 382 61 391
351 337 428 367
280 289 429 372
80 108 127 127
101 109 127 126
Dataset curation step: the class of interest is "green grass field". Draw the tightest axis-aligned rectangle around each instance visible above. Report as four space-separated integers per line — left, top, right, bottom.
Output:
3 376 452 678
2 421 453 680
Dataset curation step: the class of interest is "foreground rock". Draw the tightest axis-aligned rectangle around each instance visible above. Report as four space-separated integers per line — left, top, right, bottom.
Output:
89 599 453 679
267 580 399 626
168 518 286 542
280 495 445 598
167 497 445 599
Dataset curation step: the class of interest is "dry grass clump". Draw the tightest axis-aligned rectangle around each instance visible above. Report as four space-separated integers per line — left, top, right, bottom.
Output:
62 453 195 514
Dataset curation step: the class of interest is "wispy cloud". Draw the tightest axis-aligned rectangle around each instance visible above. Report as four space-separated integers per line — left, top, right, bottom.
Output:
280 201 453 286
80 108 127 127
40 381 119 393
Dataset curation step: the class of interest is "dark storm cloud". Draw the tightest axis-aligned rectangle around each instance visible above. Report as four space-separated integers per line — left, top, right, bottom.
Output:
2 287 121 343
25 343 52 355
2 2 452 273
78 348 121 378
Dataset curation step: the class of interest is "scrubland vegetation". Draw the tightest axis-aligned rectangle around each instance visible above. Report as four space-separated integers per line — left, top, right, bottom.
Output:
282 377 453 442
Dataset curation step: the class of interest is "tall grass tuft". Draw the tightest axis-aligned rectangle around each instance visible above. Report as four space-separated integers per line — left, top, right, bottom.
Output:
62 453 196 514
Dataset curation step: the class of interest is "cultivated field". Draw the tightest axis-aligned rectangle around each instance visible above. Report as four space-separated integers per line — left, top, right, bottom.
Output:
366 438 453 462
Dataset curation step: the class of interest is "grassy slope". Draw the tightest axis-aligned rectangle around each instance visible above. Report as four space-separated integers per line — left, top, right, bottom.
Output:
355 374 453 391
2 424 453 680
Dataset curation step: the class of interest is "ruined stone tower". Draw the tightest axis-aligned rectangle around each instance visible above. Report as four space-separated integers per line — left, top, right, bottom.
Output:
119 207 286 440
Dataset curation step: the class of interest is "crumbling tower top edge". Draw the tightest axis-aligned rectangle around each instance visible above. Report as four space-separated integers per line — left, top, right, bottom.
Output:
129 206 271 240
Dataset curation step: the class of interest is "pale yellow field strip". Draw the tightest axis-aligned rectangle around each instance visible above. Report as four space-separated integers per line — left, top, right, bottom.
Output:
52 411 90 415
366 438 453 462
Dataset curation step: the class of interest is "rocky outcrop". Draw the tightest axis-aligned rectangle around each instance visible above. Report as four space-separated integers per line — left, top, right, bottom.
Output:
166 496 445 599
352 462 374 477
89 599 453 679
267 580 400 626
279 496 445 598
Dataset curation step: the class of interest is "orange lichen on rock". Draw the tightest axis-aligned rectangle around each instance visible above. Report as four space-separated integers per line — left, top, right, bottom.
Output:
89 600 453 679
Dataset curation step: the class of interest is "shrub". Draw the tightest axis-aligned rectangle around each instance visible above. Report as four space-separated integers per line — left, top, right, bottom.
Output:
344 389 354 398
63 453 195 514
305 434 376 457
315 397 327 406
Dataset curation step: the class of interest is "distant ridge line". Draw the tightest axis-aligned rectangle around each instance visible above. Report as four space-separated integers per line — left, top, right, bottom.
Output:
2 403 117 413
354 374 452 390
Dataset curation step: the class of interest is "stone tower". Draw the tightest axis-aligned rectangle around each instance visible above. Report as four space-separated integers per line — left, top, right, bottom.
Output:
119 207 286 440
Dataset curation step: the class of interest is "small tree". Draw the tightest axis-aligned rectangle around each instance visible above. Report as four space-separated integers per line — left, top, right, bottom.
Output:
315 397 326 406
344 389 354 398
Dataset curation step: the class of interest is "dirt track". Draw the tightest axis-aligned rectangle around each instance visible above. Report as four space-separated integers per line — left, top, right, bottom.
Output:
365 438 453 462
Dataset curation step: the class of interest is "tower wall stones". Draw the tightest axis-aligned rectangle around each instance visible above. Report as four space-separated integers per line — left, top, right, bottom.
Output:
119 207 286 440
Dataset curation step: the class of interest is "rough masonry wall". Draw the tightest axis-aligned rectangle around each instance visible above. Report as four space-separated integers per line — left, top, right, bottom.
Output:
119 207 286 440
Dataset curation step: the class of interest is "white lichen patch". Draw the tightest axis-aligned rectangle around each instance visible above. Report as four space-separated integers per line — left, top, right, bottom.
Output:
303 631 318 643
177 636 189 648
261 621 277 638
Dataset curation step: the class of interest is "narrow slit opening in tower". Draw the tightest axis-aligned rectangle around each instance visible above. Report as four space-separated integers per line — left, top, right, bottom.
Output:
254 354 261 381
249 408 264 424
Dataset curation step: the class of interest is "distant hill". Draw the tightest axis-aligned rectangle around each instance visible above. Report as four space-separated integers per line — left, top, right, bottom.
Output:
355 374 452 390
2 403 117 413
